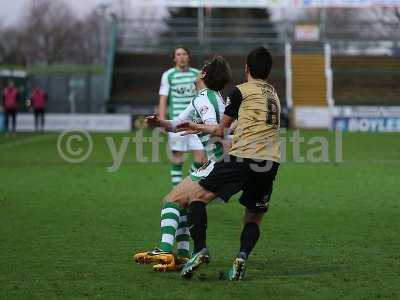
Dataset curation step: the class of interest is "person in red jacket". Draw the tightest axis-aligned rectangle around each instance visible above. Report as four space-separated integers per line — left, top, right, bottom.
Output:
2 81 20 135
29 86 47 132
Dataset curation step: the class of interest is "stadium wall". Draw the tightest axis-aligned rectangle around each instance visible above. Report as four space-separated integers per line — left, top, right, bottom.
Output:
15 114 132 132
29 73 107 114
109 53 286 112
0 66 108 114
332 56 400 106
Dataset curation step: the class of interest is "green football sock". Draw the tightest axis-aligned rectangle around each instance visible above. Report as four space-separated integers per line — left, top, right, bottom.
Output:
176 208 190 258
159 202 181 252
171 163 183 186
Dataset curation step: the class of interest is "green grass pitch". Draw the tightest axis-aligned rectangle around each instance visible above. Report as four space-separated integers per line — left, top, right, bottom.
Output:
0 130 399 299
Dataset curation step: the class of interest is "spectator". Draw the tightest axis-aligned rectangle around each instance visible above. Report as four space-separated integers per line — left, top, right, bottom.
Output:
2 81 20 136
29 86 47 132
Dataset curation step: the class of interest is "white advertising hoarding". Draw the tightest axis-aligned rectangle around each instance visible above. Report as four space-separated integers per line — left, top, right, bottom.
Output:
294 106 333 129
15 114 132 132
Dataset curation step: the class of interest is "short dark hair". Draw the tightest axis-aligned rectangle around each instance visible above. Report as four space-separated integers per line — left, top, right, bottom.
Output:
246 47 273 80
171 46 191 59
202 56 231 92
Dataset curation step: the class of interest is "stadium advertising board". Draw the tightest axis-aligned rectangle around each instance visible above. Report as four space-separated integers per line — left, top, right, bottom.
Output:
16 114 132 132
332 106 400 132
294 107 332 129
333 117 400 132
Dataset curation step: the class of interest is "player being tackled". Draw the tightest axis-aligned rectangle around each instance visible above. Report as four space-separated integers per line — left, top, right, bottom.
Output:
133 56 232 272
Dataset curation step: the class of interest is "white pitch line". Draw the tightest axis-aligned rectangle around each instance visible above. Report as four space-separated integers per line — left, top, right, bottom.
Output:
0 135 55 150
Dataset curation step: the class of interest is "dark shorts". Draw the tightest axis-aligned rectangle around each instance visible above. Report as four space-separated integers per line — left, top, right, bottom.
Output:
199 155 280 214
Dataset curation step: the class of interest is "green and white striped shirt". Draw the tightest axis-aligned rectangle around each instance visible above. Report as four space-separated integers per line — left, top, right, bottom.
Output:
171 88 225 162
159 67 200 119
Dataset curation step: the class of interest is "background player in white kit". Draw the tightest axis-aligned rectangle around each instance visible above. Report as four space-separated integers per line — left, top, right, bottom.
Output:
159 46 206 186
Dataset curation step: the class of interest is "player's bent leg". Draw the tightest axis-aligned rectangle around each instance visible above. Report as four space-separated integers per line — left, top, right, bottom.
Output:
163 177 194 208
221 210 265 281
176 208 190 258
133 184 189 266
243 208 265 226
153 203 192 271
141 178 195 272
181 184 216 279
133 201 180 265
186 183 216 253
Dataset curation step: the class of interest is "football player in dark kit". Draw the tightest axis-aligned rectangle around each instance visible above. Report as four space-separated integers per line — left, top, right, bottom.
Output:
177 47 281 281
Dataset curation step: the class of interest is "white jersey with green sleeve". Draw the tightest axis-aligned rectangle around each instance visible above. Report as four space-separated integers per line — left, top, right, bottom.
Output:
171 88 225 162
159 67 200 119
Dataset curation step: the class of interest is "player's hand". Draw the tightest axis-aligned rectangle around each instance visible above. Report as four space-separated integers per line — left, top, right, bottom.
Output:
145 114 162 127
176 122 201 136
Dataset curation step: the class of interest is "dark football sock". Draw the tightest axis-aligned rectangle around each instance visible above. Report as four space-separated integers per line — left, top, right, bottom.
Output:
188 201 207 254
239 223 260 259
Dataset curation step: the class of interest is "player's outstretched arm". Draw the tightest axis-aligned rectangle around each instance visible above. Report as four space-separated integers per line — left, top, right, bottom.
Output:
177 115 235 137
145 115 174 131
214 115 235 137
177 122 216 135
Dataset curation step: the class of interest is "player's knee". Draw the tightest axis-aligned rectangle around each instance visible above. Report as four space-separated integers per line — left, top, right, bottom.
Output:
163 193 177 203
189 189 214 204
163 193 188 208
244 210 264 225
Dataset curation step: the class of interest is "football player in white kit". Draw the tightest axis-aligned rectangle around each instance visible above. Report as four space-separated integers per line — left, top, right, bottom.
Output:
134 56 232 271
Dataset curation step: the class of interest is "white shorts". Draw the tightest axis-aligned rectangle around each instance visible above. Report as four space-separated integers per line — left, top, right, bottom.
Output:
190 160 215 181
168 132 204 152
